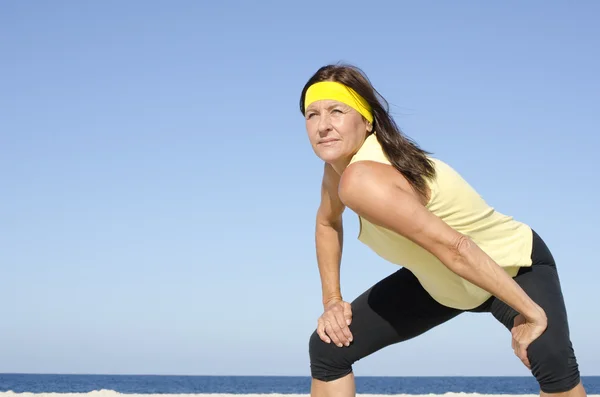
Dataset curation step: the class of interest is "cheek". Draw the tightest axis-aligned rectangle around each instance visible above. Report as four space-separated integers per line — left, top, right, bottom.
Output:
305 122 319 144
338 119 365 141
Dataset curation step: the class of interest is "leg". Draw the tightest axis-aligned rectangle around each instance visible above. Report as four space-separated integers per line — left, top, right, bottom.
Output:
486 230 585 396
309 267 462 397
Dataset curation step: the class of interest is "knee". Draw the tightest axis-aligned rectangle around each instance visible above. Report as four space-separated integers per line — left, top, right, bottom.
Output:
308 329 353 382
528 335 581 393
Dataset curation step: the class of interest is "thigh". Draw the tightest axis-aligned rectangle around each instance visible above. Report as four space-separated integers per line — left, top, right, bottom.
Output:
310 267 462 369
486 230 580 393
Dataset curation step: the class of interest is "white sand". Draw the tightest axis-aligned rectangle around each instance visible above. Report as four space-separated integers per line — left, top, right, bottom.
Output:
1 392 599 397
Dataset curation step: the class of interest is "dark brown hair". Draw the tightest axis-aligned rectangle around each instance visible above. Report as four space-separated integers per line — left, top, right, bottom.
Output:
299 63 435 198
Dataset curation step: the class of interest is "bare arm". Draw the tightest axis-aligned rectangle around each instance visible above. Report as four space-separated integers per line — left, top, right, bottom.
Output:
338 161 546 324
316 163 346 308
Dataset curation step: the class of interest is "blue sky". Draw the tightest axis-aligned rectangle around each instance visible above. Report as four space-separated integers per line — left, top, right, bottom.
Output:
2 1 599 377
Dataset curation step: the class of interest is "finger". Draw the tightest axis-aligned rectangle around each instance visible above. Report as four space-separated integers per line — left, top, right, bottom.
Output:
343 303 353 326
333 311 352 345
329 313 351 347
324 321 343 347
324 308 350 347
343 326 353 345
514 340 529 369
512 339 521 363
519 346 531 369
317 320 330 343
328 316 347 347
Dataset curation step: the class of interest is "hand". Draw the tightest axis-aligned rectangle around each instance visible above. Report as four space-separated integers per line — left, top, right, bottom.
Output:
511 310 548 369
317 299 353 347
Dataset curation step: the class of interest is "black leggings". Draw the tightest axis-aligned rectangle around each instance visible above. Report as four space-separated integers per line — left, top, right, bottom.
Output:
309 230 580 393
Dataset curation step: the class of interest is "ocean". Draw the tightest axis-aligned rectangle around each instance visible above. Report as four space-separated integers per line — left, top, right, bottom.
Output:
0 374 599 395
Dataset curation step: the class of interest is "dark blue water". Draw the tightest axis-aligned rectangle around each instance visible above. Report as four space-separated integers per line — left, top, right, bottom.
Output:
0 374 599 395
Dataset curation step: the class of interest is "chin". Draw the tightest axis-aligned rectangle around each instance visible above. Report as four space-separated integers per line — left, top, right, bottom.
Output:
314 147 346 164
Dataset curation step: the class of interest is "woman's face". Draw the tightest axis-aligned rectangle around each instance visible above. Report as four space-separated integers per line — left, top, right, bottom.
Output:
304 99 370 166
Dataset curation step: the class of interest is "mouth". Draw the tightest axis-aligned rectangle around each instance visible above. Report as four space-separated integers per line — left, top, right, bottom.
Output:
318 139 340 145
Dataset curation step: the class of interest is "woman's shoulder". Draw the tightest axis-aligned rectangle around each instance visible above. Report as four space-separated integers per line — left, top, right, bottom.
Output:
349 133 391 166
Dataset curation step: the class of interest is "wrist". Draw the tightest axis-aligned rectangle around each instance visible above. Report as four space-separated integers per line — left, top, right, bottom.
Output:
525 304 547 325
323 296 343 308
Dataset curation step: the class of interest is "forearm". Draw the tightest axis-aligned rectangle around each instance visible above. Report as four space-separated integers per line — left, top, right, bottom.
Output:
452 236 546 322
315 218 344 307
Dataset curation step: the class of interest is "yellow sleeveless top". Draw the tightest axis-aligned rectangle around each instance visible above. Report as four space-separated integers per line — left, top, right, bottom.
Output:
349 134 533 310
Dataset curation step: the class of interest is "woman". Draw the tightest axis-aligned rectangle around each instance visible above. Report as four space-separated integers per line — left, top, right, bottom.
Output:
299 64 586 397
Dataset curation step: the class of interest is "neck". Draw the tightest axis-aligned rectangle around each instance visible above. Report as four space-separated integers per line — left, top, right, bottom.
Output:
329 157 352 176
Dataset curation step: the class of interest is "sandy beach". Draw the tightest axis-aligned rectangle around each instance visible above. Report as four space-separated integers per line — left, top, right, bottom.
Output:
2 392 600 397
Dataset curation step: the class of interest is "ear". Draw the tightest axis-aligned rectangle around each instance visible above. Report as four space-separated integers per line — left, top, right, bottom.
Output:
366 121 373 133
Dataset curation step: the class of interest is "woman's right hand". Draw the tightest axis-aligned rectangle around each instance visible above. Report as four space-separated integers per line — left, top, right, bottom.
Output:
317 299 353 347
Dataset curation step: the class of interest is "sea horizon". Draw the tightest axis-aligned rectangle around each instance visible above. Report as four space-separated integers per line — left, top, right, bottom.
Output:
1 373 599 395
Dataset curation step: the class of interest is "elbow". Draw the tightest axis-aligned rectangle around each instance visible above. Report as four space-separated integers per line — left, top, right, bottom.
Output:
444 234 475 273
454 234 474 256
316 211 343 232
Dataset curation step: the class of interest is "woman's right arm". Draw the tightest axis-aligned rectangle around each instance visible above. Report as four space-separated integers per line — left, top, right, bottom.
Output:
315 164 353 347
316 163 345 307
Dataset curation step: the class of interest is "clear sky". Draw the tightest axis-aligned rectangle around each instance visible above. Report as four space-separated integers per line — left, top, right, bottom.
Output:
2 0 599 377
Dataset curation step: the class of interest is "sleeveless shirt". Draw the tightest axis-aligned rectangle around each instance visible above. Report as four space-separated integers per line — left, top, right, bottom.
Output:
349 133 533 310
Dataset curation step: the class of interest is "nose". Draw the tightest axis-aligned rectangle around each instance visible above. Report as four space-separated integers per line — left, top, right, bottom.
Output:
317 112 332 135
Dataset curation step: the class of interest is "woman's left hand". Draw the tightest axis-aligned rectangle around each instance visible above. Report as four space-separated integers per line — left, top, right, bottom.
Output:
511 310 548 369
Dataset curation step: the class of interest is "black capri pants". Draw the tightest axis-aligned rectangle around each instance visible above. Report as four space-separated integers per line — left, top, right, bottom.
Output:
309 230 580 393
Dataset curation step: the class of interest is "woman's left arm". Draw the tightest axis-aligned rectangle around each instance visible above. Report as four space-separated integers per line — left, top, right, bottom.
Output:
338 161 547 325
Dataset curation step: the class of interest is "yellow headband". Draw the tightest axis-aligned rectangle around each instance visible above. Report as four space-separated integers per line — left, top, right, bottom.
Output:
304 81 373 123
